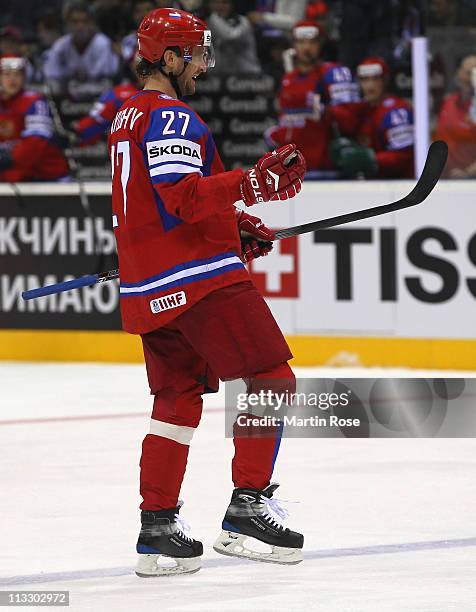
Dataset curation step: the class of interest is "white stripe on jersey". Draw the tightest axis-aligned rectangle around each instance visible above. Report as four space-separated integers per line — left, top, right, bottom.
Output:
119 254 243 295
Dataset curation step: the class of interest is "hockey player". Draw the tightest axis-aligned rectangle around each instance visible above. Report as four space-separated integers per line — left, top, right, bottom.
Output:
0 55 69 182
74 72 140 145
109 8 306 576
265 20 360 172
352 57 414 178
74 81 140 145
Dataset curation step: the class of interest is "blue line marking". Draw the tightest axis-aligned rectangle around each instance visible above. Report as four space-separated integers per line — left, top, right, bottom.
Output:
1 536 475 586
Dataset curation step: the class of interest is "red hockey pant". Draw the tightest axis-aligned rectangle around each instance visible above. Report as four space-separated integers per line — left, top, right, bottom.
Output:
139 281 295 510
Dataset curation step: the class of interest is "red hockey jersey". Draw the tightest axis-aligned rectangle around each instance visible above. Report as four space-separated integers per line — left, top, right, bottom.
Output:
0 89 69 182
265 63 360 170
75 82 140 145
356 95 414 178
108 89 248 335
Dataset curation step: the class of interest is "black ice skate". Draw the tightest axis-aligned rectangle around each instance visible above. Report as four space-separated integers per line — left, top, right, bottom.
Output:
136 502 203 577
213 483 304 564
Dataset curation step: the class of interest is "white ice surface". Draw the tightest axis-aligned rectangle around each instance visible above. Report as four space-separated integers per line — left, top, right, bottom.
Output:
0 363 475 612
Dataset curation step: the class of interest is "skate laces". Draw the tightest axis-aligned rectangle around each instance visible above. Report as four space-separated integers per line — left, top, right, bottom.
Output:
174 514 193 543
260 495 291 529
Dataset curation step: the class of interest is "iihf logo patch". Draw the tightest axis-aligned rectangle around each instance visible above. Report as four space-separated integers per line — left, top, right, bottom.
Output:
150 291 187 314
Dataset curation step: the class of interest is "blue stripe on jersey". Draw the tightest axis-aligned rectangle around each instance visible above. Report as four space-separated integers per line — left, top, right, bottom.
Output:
150 159 203 170
150 170 201 185
271 420 284 474
152 188 183 232
121 251 240 288
120 261 244 297
202 132 215 177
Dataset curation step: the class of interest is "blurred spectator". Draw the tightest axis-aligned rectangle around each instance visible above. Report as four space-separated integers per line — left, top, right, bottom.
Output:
0 55 69 182
435 54 476 178
43 2 119 84
208 0 261 74
73 51 141 145
265 20 360 172
248 0 307 32
332 57 414 179
122 0 157 66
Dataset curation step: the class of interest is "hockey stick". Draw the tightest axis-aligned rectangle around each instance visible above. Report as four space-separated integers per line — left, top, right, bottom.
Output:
21 140 447 301
274 140 448 239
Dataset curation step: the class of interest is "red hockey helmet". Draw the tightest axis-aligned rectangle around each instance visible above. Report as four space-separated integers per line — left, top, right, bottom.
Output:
137 8 214 69
292 20 326 41
357 57 390 79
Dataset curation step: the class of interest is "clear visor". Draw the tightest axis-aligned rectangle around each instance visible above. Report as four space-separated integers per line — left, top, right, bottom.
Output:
184 44 216 69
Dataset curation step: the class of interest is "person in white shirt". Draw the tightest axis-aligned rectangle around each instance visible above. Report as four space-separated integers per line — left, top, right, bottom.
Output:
44 2 119 83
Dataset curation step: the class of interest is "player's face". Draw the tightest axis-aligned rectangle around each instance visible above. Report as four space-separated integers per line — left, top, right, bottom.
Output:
0 69 24 98
68 10 94 41
178 60 206 96
294 39 321 65
359 75 385 102
457 57 476 91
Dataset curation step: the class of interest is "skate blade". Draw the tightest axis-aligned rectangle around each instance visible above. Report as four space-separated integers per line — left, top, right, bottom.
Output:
135 554 201 577
213 530 303 565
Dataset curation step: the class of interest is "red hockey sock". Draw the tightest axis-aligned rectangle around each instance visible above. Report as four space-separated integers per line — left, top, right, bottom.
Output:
139 386 203 510
232 362 295 490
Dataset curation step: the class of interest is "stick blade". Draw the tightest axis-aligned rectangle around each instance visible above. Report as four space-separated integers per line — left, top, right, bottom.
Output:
405 140 448 205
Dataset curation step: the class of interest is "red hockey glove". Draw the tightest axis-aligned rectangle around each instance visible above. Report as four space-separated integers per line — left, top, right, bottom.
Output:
240 144 306 206
236 209 275 263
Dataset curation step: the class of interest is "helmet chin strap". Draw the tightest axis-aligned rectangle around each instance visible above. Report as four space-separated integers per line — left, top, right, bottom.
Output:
160 61 189 99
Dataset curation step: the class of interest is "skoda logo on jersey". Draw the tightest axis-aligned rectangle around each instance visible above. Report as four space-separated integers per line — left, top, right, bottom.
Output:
147 138 202 168
149 144 200 160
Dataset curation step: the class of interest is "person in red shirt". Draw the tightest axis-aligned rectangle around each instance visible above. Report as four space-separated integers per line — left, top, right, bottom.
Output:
355 57 414 178
109 9 306 576
265 20 360 173
0 55 69 182
435 54 476 178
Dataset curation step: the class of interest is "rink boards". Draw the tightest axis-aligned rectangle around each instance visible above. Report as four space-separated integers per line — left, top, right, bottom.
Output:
0 180 475 369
